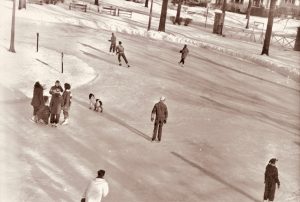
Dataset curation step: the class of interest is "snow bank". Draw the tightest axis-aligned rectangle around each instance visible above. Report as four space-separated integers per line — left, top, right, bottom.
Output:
0 43 97 100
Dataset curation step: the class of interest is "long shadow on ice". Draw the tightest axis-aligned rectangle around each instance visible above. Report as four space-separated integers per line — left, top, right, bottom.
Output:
73 98 152 142
171 152 261 202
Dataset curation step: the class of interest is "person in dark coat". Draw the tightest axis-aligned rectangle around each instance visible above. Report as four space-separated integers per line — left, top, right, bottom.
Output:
30 81 44 122
49 80 63 126
264 158 280 202
178 44 189 67
109 33 117 54
151 96 168 142
61 83 72 125
36 96 51 125
116 41 130 68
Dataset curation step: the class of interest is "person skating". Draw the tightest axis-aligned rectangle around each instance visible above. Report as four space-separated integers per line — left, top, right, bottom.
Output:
36 96 51 125
81 169 109 202
95 98 103 113
30 81 45 122
151 96 168 142
89 93 96 110
116 41 130 67
178 44 189 67
61 83 72 125
264 158 280 202
108 32 116 55
49 80 63 127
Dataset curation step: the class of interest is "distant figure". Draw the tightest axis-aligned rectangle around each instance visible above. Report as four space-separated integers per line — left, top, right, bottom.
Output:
30 81 44 122
82 169 109 202
116 41 130 67
61 83 72 125
151 96 168 142
89 93 96 110
264 158 280 202
49 80 63 127
95 98 103 113
108 33 117 54
36 96 51 125
178 44 189 67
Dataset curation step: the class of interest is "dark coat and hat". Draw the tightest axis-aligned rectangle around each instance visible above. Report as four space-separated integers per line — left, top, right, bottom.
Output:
151 101 168 123
180 47 189 59
263 159 280 201
31 82 44 107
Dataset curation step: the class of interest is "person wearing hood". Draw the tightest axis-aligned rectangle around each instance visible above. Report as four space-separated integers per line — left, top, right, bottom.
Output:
30 81 45 122
264 158 280 202
151 96 168 142
82 169 109 202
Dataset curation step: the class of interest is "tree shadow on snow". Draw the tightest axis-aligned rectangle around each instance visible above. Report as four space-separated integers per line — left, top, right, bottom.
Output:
73 98 152 142
171 152 261 202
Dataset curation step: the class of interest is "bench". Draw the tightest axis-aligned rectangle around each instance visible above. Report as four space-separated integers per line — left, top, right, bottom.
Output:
102 6 117 16
117 8 132 18
69 3 87 12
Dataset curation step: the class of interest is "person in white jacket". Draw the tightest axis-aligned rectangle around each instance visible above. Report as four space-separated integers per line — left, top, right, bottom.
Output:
82 170 109 202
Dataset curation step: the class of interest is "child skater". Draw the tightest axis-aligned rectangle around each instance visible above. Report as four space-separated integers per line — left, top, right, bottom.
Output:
36 96 51 125
95 98 103 113
61 83 72 125
89 93 96 110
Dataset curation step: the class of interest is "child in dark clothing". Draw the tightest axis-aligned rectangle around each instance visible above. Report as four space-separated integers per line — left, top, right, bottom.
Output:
61 83 72 125
95 99 103 113
36 96 51 125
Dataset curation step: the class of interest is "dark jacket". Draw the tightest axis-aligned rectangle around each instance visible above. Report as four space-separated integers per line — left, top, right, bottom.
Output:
264 164 280 201
31 83 44 107
61 90 72 110
50 93 62 114
37 105 50 124
49 85 63 95
180 47 189 59
151 101 168 123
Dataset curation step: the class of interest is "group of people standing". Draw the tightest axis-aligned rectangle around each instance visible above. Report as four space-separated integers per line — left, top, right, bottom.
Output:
30 80 72 127
108 32 189 68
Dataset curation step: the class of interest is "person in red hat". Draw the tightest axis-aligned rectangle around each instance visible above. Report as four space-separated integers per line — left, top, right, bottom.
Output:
263 158 280 202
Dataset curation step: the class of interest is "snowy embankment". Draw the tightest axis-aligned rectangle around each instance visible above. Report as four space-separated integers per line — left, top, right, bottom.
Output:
0 43 97 100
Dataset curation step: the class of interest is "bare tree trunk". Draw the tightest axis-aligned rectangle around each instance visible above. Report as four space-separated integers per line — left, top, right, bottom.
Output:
94 0 99 6
18 0 26 9
220 0 227 35
9 0 16 53
245 0 252 29
175 0 182 25
145 0 149 7
261 0 276 55
158 0 169 32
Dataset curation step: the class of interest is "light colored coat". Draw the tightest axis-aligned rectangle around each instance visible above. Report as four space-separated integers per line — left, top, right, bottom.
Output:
83 178 109 202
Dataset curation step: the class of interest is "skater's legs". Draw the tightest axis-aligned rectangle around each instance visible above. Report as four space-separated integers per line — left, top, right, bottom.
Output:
157 123 163 141
33 106 39 116
152 121 159 140
179 58 184 64
55 114 60 124
118 54 121 63
63 109 69 120
121 53 128 64
50 114 55 124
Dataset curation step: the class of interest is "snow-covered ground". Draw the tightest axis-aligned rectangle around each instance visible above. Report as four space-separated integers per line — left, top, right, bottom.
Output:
0 0 299 201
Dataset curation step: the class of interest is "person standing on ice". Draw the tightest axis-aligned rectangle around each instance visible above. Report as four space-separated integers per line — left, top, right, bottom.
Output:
81 169 109 202
178 44 189 67
49 80 63 127
263 158 280 202
151 96 168 142
61 83 72 125
108 33 116 55
116 41 130 67
30 81 45 122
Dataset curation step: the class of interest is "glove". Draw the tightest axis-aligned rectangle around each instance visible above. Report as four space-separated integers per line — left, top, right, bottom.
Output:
163 120 167 124
151 117 154 122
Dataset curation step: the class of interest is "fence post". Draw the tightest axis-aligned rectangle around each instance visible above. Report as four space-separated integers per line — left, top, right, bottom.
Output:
294 27 300 51
61 52 64 73
36 32 39 52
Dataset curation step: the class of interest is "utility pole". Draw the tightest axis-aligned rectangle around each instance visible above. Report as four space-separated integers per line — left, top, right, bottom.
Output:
245 0 252 29
261 0 276 55
147 0 154 31
158 0 169 32
9 0 16 53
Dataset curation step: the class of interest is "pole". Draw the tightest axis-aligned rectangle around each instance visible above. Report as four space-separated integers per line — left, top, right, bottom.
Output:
61 52 64 73
205 5 209 28
9 0 16 53
36 33 39 52
147 0 154 31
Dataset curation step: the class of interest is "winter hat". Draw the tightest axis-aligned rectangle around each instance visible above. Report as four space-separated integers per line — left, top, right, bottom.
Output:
97 170 105 178
269 158 278 164
160 96 166 101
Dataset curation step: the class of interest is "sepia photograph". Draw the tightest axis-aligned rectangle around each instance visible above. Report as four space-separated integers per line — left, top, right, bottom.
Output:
0 0 299 201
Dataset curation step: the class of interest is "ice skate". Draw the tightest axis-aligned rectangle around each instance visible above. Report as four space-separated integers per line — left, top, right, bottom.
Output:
61 119 69 125
30 116 37 123
127 64 130 68
119 63 122 66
